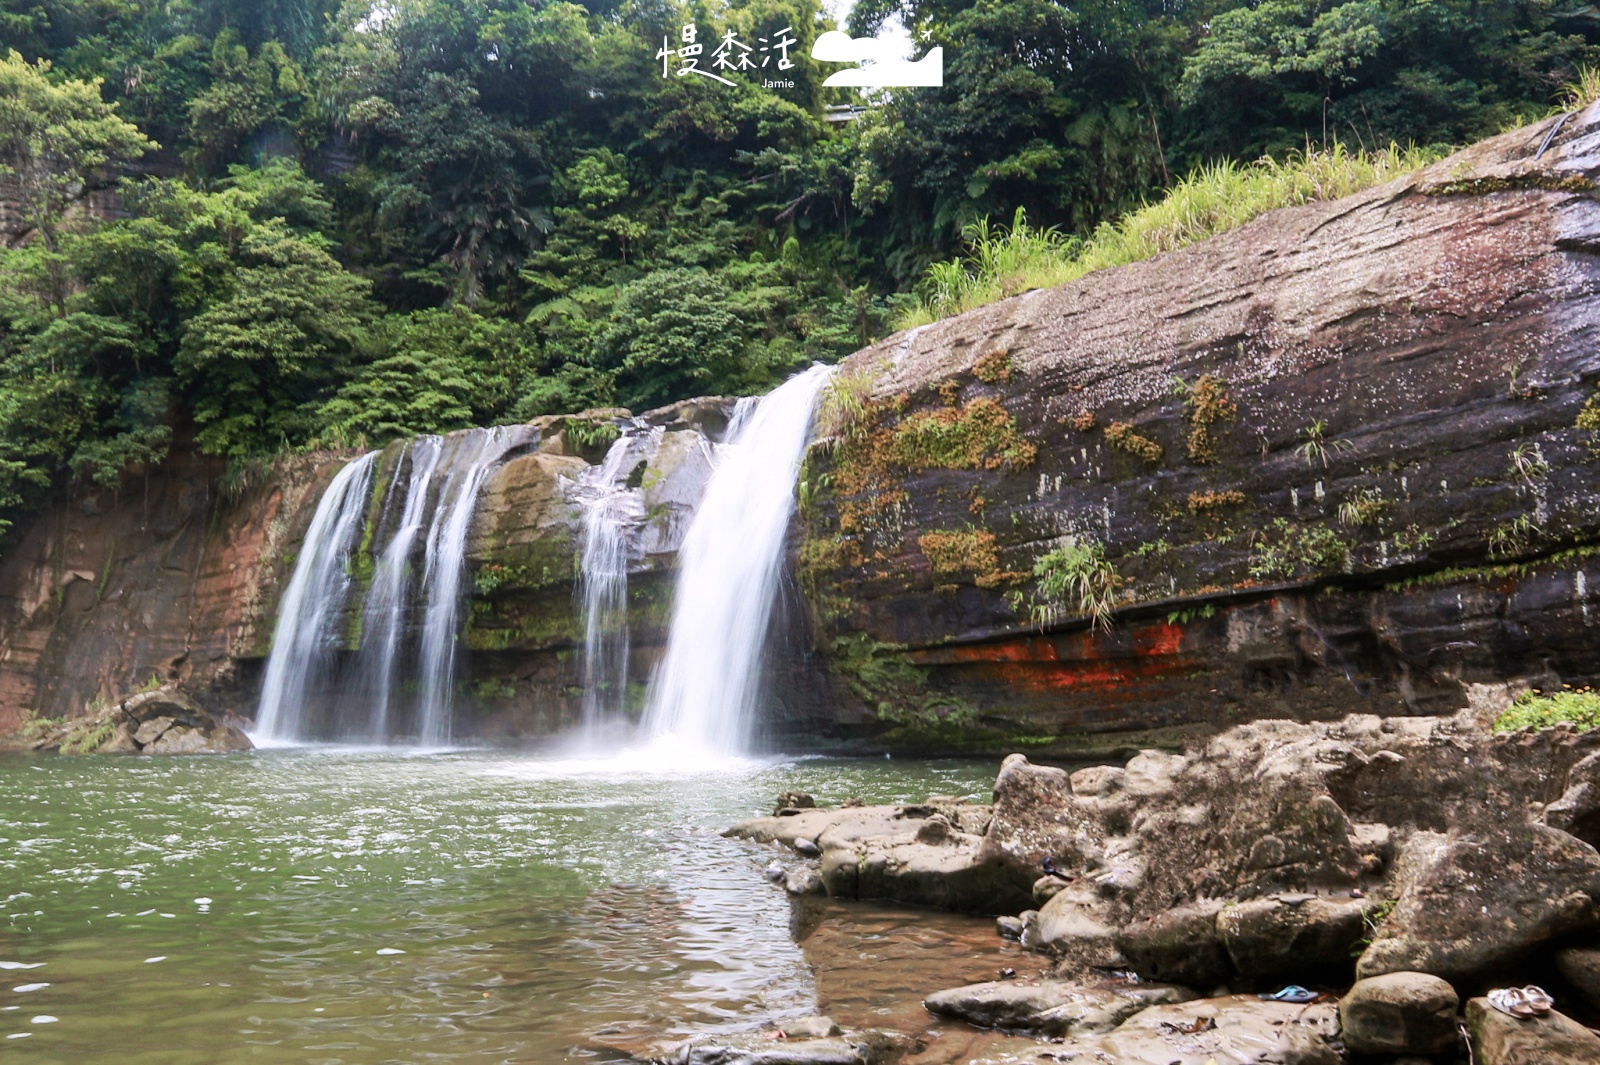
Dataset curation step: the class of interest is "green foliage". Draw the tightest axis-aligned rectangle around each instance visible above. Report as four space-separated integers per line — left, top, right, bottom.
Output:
1249 518 1349 580
176 226 375 457
597 268 750 411
0 0 1594 546
901 144 1440 326
1494 686 1600 734
0 50 154 251
1031 540 1118 631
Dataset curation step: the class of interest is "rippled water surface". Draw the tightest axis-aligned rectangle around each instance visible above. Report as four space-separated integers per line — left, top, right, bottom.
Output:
0 749 1004 1063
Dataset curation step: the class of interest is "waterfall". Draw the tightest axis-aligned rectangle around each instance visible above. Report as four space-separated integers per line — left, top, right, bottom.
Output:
254 452 378 744
641 364 833 756
415 426 530 747
573 425 660 732
344 436 443 741
254 426 529 746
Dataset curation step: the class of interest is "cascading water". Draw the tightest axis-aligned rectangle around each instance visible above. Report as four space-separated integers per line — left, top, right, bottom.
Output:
416 426 530 747
641 364 833 756
572 425 661 732
254 452 379 744
343 436 443 741
254 426 530 746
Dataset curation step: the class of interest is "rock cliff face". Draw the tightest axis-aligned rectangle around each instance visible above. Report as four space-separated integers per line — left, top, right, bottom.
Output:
795 105 1600 751
4 108 1600 750
0 440 343 736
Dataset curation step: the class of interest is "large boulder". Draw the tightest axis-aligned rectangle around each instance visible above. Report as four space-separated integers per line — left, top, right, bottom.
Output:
115 689 252 754
26 687 252 755
1357 822 1600 981
1216 894 1371 980
726 803 1032 914
1338 972 1459 1056
1465 996 1600 1065
1115 899 1232 987
922 979 1194 1037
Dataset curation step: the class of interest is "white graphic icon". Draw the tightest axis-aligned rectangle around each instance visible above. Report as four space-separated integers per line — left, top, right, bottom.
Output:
810 30 943 87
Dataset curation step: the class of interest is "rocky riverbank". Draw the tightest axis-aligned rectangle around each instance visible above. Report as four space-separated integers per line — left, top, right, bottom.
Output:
704 706 1600 1064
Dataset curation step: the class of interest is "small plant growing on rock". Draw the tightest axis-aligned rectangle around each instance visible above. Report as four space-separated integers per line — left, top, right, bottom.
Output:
1249 518 1350 580
1181 374 1237 464
1507 441 1549 485
1390 524 1435 554
1494 686 1600 733
1488 514 1538 559
1337 486 1391 528
1187 489 1247 514
1105 421 1162 463
1030 540 1119 631
973 348 1014 385
1295 421 1351 468
816 365 877 442
1578 388 1600 433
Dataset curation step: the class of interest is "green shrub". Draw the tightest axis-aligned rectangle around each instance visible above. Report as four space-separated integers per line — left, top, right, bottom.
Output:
1494 686 1600 733
1031 540 1119 631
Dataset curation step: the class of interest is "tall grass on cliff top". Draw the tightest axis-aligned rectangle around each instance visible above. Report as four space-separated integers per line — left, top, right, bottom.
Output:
902 143 1443 328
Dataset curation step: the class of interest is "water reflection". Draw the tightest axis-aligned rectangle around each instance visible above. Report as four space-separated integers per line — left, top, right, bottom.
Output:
0 749 996 1063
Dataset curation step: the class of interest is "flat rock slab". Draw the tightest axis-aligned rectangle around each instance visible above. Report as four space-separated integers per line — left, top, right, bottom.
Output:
1465 996 1600 1065
658 1032 894 1065
923 979 1194 1037
959 995 1341 1065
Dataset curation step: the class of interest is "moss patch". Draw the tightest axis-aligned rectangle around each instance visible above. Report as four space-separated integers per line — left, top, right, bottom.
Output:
1187 489 1247 514
973 348 1014 385
1182 374 1237 464
1105 420 1162 463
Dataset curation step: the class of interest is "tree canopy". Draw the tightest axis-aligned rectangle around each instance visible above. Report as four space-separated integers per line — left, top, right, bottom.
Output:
0 0 1594 533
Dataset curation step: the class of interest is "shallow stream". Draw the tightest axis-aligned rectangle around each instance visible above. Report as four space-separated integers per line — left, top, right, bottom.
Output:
0 749 1035 1063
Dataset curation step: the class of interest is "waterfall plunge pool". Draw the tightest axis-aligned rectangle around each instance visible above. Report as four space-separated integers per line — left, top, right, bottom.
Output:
0 749 1042 1063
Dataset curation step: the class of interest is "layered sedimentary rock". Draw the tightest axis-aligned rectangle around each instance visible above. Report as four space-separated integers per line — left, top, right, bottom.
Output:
797 105 1600 749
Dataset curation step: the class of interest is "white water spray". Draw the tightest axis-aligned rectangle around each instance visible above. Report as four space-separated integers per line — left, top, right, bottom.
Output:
254 452 378 743
573 425 661 732
347 436 442 740
416 426 532 748
255 427 529 746
641 364 833 757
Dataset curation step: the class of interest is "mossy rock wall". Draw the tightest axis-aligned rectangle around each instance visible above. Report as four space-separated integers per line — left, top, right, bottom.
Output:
796 107 1600 753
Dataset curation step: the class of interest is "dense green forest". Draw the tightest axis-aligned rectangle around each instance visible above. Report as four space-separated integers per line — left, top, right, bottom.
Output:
0 0 1597 529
